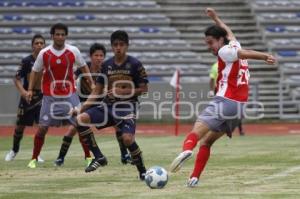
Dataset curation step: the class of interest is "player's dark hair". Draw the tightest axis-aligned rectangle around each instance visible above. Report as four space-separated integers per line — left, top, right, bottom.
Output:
90 43 106 56
31 34 45 46
110 30 129 45
205 25 229 45
50 23 68 36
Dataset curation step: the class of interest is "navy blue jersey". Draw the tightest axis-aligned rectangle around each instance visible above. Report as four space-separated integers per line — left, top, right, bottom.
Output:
96 55 148 103
15 55 35 90
75 62 102 102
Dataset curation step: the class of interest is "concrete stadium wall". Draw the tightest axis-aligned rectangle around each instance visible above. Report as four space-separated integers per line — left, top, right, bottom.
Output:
0 81 210 125
0 83 19 125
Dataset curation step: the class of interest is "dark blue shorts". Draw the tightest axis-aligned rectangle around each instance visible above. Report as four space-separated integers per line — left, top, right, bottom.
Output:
16 90 42 126
85 102 136 134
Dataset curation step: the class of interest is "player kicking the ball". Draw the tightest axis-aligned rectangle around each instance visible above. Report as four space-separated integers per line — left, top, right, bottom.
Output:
170 7 276 187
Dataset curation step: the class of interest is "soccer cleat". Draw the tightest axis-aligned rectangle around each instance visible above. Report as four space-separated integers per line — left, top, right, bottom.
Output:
187 177 199 187
85 156 107 173
121 154 132 165
85 157 93 167
27 159 37 169
5 150 17 161
37 156 45 163
139 172 146 181
170 150 193 173
54 158 64 166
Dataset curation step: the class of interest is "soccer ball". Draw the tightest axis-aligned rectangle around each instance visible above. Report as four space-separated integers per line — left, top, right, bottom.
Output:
145 166 168 189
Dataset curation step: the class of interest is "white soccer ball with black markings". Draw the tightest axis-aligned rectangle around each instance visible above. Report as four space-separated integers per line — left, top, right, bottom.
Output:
145 166 168 189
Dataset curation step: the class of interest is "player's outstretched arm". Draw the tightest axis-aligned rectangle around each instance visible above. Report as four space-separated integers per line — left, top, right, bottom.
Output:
238 49 276 65
206 7 236 41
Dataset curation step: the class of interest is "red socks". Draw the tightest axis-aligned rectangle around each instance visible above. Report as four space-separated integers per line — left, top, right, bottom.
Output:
190 145 211 178
32 134 45 160
182 132 198 151
79 135 91 158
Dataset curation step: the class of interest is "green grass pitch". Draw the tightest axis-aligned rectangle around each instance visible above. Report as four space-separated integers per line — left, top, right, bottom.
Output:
1 134 300 199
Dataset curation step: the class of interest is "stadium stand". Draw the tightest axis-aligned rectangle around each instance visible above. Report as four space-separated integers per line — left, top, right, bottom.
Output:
0 0 299 122
250 0 300 118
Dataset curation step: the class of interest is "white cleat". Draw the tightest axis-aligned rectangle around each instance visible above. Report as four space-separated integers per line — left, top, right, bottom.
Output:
187 177 199 187
5 150 17 161
170 150 193 173
37 156 45 163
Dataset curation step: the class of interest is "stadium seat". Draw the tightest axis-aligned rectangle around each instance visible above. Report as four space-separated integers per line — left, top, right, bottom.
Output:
76 14 96 21
286 26 300 32
0 28 12 34
12 27 31 34
292 38 300 44
266 26 286 33
277 50 298 57
140 27 160 33
3 14 22 21
61 1 84 7
271 39 292 45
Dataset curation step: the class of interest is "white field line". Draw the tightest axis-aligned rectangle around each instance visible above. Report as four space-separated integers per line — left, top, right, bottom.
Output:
244 165 300 185
289 130 300 134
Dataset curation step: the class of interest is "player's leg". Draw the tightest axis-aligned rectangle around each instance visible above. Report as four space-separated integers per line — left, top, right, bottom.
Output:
238 119 245 136
118 112 146 180
78 132 93 166
122 132 147 180
28 126 48 168
28 95 54 168
170 121 210 173
5 125 25 161
115 127 131 164
75 106 107 172
186 97 244 187
187 131 225 187
6 100 38 161
54 126 77 166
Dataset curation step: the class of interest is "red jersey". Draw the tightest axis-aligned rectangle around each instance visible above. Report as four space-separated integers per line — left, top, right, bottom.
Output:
33 44 86 96
216 41 250 102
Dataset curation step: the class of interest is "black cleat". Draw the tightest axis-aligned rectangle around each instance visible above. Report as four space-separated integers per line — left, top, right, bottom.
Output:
85 156 107 173
139 172 146 181
121 154 132 165
54 158 64 166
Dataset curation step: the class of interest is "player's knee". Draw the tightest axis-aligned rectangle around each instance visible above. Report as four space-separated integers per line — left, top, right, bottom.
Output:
76 113 91 125
66 126 77 136
122 134 134 146
38 126 48 136
15 125 25 132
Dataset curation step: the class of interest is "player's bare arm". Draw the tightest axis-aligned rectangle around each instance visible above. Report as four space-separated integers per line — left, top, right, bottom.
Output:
238 49 276 64
206 7 236 41
14 75 27 99
25 71 39 103
79 65 96 91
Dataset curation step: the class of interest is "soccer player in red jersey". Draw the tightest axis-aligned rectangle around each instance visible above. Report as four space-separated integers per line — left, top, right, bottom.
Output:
26 23 95 168
170 8 276 187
